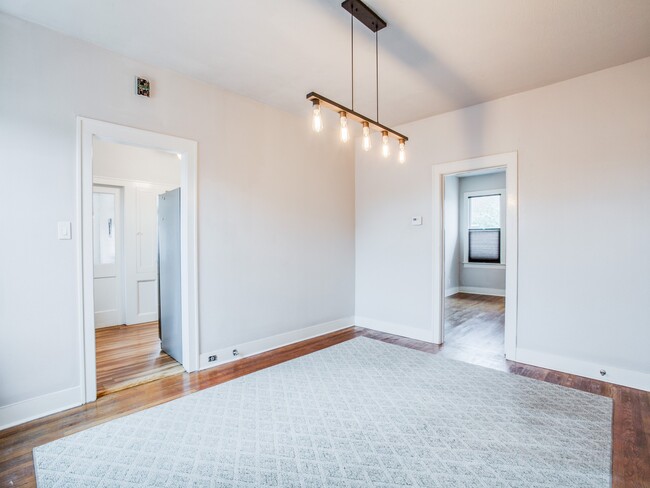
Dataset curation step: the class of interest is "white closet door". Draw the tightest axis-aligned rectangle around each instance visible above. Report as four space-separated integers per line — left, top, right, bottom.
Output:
124 184 168 325
93 185 124 327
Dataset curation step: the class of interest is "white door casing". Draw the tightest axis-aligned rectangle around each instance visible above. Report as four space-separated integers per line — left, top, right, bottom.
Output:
92 185 124 327
432 152 518 359
79 117 200 403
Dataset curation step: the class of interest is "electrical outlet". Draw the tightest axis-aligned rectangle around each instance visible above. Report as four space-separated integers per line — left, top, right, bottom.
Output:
208 355 217 362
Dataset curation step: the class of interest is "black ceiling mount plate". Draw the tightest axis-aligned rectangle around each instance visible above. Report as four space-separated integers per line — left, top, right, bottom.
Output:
341 0 387 32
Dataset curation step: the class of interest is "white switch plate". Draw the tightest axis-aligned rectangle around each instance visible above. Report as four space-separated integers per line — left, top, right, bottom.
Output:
411 216 422 226
57 221 72 240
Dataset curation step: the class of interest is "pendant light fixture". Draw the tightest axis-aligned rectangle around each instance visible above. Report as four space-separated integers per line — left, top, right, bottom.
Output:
307 0 407 162
312 100 323 132
362 121 371 151
339 111 349 142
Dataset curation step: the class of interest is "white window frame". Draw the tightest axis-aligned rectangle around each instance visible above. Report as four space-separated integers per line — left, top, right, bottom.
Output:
461 189 506 267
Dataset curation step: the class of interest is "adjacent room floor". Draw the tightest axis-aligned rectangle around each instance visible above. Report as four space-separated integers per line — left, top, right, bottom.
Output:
443 292 505 370
95 322 185 397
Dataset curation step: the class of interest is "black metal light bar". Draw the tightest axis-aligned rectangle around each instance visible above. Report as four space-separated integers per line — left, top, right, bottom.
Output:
341 0 386 32
306 0 407 159
306 92 408 141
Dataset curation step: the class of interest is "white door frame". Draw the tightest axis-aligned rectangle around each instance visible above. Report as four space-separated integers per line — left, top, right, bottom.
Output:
77 117 200 402
432 152 518 360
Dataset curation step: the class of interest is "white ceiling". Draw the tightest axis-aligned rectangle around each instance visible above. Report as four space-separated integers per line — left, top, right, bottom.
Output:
2 0 650 125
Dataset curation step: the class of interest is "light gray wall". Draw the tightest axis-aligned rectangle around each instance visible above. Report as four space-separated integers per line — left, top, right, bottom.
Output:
443 175 460 292
458 172 506 292
355 56 650 385
0 14 355 418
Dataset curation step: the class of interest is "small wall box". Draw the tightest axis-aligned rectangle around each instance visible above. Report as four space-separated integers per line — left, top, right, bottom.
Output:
412 216 422 226
136 77 150 97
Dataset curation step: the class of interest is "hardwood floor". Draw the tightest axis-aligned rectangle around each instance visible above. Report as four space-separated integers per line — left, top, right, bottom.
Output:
444 293 506 370
1 327 648 487
96 322 185 397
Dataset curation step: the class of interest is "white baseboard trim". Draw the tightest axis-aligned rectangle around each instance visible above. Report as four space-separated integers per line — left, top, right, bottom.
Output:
0 386 83 431
458 286 505 297
516 348 650 392
355 316 435 343
199 317 355 371
445 287 459 297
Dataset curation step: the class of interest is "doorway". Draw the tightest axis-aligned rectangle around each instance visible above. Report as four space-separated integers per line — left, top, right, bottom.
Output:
91 140 185 396
432 152 518 365
78 118 199 403
442 169 506 369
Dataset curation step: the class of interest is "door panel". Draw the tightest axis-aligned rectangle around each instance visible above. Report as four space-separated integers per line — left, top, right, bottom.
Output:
158 189 183 363
137 279 158 316
93 186 123 328
124 184 170 325
136 189 158 274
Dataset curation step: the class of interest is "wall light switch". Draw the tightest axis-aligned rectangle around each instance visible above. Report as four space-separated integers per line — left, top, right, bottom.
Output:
411 216 422 226
58 221 72 240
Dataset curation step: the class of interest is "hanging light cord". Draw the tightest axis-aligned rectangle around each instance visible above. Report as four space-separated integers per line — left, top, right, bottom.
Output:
375 31 379 122
351 12 354 111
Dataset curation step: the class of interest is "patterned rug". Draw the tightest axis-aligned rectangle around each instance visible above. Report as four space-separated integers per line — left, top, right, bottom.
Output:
33 337 612 487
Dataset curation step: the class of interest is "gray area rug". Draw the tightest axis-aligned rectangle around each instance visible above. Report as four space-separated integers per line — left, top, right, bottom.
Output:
34 337 612 487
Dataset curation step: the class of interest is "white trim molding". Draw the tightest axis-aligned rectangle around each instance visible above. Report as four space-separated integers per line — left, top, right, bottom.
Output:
432 152 518 359
445 287 460 297
78 117 200 403
199 317 356 370
517 348 650 392
355 316 435 343
0 386 82 431
462 263 506 269
458 286 505 297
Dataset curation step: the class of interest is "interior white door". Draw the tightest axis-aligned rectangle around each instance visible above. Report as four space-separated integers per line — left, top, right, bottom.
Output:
92 185 124 327
124 185 167 325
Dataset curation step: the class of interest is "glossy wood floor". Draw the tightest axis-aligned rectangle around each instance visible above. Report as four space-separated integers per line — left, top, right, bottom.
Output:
1 327 648 487
444 293 506 370
96 322 185 397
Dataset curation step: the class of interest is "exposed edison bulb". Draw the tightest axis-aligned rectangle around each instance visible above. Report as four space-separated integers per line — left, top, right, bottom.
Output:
312 100 322 133
398 139 406 164
381 131 390 158
362 122 371 151
339 112 349 143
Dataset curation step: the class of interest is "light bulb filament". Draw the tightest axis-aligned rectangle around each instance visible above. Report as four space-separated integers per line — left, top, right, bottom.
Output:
339 111 349 143
312 100 322 133
362 122 371 151
381 131 389 158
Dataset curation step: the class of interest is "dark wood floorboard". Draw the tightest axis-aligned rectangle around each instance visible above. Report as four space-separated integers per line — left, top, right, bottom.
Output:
1 326 648 487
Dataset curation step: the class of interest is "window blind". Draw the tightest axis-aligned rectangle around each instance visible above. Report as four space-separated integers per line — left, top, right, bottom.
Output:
468 229 500 263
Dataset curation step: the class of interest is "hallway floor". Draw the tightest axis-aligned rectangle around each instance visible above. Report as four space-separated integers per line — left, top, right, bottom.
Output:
96 322 185 397
443 292 506 371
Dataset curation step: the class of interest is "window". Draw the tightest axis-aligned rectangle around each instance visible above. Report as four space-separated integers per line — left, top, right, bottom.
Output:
464 190 505 264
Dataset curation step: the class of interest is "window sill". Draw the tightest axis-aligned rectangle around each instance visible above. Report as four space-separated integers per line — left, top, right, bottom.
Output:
462 263 506 269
